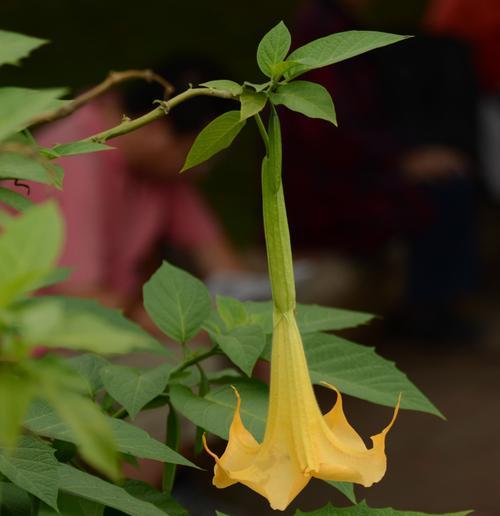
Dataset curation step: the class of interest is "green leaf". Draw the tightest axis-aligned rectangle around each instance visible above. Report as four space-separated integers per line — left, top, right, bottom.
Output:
45 391 120 480
210 325 266 376
296 303 374 333
295 500 472 516
269 60 301 79
51 141 114 157
19 296 165 354
0 435 58 510
170 379 268 441
325 481 356 504
0 87 66 142
206 368 243 383
180 111 246 172
143 261 212 343
257 21 291 77
270 81 337 125
0 481 32 516
0 152 63 188
0 187 33 211
24 401 197 468
32 266 71 290
216 295 248 330
67 353 110 395
240 91 267 120
122 480 188 516
286 31 411 80
0 201 63 307
39 493 104 516
0 30 47 67
0 370 34 448
200 80 242 96
244 301 374 334
110 418 196 468
243 81 270 93
57 464 168 516
288 332 441 417
100 362 172 419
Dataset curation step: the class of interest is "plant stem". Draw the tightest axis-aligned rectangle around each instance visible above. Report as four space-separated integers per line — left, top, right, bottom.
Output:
28 69 174 127
258 107 296 314
78 87 238 144
170 346 219 376
163 403 181 493
254 113 269 153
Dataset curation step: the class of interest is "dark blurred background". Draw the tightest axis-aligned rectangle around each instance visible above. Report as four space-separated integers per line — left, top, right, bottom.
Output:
2 0 499 514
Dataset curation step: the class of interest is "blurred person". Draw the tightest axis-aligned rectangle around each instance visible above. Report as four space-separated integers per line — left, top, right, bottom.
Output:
29 58 244 313
282 0 480 340
426 0 500 201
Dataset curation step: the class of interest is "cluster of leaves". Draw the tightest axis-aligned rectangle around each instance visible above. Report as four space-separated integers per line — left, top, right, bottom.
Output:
0 29 110 210
0 24 471 516
181 21 409 172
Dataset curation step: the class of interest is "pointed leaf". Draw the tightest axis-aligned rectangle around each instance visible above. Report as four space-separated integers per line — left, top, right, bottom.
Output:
297 303 373 333
100 362 172 419
200 80 243 96
244 81 270 92
240 91 267 120
0 30 47 67
0 152 64 187
24 401 197 468
110 418 197 468
51 141 113 157
286 31 411 79
57 464 167 516
143 261 211 343
180 111 246 172
257 21 291 77
210 325 266 376
0 87 66 142
67 353 110 395
170 380 268 441
0 436 58 510
244 300 374 334
271 80 337 125
216 295 248 330
294 332 441 417
325 481 356 504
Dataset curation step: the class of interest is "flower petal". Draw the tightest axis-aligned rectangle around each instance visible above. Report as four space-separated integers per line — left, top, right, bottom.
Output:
314 390 401 487
321 382 368 452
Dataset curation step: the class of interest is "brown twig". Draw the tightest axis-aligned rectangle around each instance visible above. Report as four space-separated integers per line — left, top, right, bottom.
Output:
27 69 174 127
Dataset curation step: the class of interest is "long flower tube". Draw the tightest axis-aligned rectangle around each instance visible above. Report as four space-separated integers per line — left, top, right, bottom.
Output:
203 108 400 510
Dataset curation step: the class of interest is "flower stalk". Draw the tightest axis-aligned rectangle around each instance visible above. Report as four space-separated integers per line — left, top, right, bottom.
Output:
204 106 400 510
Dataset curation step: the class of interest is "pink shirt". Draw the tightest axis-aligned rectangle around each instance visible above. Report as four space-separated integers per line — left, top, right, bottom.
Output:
30 102 223 297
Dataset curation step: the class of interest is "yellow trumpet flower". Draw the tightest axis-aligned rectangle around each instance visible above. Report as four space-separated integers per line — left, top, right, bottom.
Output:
203 311 400 511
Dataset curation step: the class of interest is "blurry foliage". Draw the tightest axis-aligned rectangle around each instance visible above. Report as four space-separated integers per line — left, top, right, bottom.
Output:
0 0 297 246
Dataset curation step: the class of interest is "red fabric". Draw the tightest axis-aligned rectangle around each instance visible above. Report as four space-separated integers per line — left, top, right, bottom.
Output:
426 0 500 92
29 100 223 297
